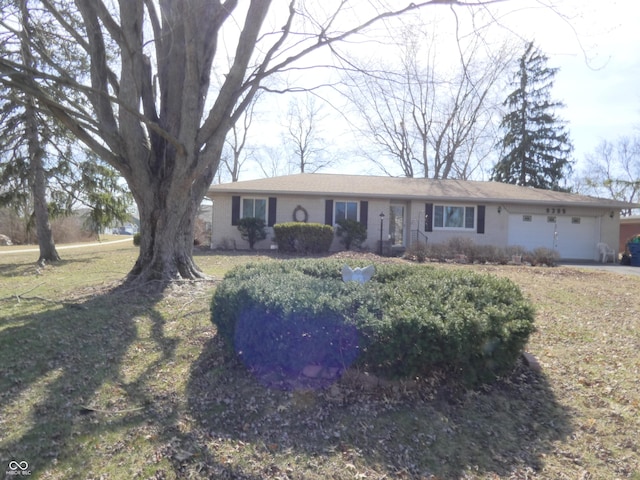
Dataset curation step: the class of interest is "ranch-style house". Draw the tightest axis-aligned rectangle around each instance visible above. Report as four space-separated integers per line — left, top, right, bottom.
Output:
206 173 637 261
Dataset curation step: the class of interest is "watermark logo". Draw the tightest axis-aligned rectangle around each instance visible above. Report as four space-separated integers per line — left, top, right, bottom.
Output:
6 461 31 476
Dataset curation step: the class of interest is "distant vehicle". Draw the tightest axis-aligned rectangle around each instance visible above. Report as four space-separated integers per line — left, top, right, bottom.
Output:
113 225 135 235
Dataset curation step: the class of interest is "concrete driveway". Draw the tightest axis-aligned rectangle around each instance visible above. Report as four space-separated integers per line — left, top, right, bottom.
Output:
559 261 640 277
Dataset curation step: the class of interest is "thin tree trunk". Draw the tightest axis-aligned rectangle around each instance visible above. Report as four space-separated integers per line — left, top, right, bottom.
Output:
21 0 60 265
30 140 60 265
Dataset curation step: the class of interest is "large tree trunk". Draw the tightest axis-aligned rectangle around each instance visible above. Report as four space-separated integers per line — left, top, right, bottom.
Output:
124 145 217 286
129 188 204 284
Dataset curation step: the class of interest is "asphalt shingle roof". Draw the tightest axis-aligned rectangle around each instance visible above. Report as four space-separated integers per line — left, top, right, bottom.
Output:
208 173 636 209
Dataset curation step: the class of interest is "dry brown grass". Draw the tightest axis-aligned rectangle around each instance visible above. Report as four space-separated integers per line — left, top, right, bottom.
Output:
1 245 639 479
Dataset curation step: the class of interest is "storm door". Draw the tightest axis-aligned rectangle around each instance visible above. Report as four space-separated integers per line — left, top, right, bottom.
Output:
389 204 405 247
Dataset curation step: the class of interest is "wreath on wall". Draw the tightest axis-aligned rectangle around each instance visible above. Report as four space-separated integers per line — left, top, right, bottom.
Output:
293 205 309 223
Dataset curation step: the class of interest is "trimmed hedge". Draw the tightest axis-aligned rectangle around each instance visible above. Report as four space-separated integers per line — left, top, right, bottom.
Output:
211 259 536 385
273 222 334 253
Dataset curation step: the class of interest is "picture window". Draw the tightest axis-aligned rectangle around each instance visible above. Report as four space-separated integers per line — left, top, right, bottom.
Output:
335 201 358 223
242 198 267 222
434 205 475 230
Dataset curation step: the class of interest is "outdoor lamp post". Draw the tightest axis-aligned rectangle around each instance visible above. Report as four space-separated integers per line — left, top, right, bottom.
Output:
379 212 385 256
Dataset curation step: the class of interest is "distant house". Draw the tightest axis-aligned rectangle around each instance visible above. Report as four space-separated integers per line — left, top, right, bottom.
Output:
206 173 638 261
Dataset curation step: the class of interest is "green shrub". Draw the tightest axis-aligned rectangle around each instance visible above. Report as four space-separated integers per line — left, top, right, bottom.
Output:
336 219 367 250
133 232 141 246
211 259 536 386
237 217 267 249
273 222 334 253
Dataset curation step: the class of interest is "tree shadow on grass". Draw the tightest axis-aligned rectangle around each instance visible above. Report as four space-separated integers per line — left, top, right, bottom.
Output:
0 257 95 277
0 285 246 479
0 291 147 474
185 335 574 479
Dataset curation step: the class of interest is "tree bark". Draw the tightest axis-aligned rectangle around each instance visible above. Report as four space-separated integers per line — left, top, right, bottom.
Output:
21 0 60 265
30 138 60 265
128 180 207 284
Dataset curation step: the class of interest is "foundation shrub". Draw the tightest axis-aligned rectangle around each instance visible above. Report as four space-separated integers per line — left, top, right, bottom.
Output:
445 237 476 256
405 239 558 266
404 242 429 262
273 222 334 254
528 247 560 266
470 244 509 264
211 259 536 385
237 217 267 249
336 219 367 250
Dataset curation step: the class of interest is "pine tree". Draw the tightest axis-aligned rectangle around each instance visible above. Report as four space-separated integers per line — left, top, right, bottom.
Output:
492 42 573 190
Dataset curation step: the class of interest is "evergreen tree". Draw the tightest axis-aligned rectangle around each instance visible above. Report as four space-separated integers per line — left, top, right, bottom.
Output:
0 1 131 254
492 41 573 190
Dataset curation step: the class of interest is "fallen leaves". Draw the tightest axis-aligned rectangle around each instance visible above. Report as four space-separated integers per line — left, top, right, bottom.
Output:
2 251 640 479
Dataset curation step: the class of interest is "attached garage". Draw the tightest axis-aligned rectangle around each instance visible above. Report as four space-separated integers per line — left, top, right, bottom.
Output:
508 213 598 260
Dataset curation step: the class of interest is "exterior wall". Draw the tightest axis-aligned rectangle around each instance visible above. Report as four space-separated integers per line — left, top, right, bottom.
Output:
209 195 237 249
406 200 506 248
208 192 622 260
209 193 387 251
600 210 622 258
365 199 393 252
405 201 620 260
274 195 339 251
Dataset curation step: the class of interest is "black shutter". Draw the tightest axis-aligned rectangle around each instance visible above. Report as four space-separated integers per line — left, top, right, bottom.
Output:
268 197 277 227
359 201 368 228
477 205 486 234
325 199 333 225
425 203 433 232
231 196 240 226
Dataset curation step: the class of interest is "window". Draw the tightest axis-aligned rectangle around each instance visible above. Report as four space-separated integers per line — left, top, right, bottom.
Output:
334 201 358 223
434 205 475 229
242 198 267 222
547 216 556 223
522 215 532 222
571 217 581 224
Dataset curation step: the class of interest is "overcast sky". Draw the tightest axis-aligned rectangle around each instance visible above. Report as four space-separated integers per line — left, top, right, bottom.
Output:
234 0 640 181
513 0 640 168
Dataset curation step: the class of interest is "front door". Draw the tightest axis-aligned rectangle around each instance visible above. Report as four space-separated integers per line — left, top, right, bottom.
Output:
389 204 405 247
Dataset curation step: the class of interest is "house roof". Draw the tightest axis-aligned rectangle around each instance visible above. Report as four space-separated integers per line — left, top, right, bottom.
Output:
207 173 637 209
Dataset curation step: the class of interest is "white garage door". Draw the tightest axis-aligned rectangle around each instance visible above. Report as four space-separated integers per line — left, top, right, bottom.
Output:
508 214 598 260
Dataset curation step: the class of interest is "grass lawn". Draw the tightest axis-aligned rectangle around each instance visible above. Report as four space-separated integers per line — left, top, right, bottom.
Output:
1 244 639 479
